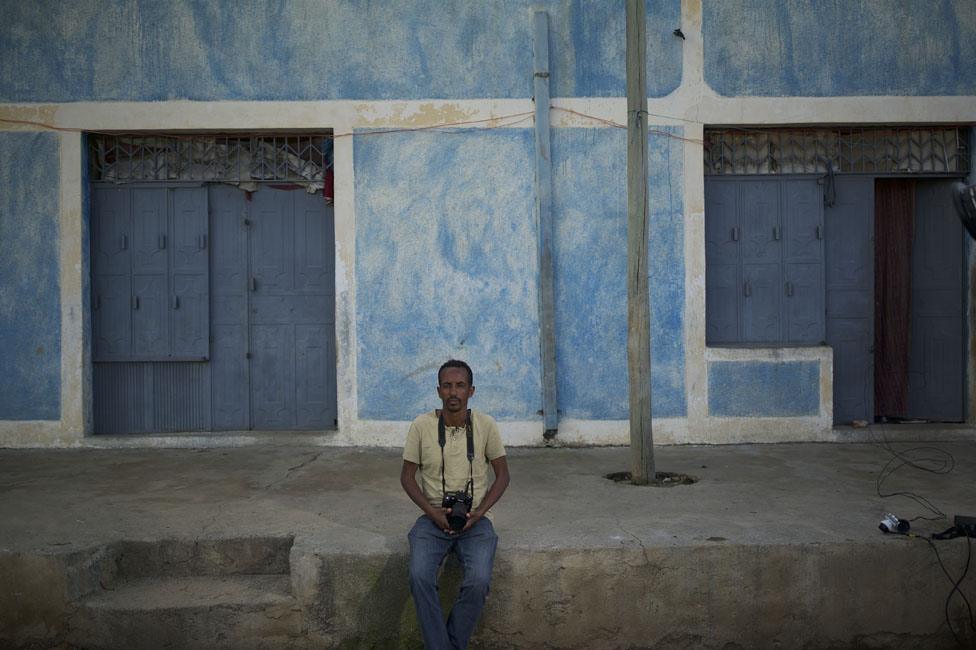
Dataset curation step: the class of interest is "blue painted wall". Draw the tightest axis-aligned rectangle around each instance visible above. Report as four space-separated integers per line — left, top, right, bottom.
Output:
704 0 976 97
0 0 681 102
0 132 61 420
552 127 685 419
354 129 541 420
354 126 686 421
708 361 819 417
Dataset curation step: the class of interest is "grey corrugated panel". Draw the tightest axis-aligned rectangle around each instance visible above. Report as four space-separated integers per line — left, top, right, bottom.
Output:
94 362 210 434
152 363 211 432
93 363 148 434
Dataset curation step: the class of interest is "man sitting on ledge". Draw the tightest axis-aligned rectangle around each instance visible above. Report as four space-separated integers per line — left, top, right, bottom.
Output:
400 359 510 649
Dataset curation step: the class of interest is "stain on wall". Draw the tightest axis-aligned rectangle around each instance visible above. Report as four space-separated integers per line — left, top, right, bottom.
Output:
552 127 686 419
354 129 541 420
0 0 681 102
708 360 819 417
0 132 61 420
704 0 976 97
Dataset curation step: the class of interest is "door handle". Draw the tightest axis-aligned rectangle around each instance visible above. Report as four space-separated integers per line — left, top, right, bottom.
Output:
773 226 780 241
816 224 823 240
785 281 794 297
744 281 752 297
159 234 167 250
198 234 208 249
249 277 257 292
131 295 140 310
173 295 180 309
121 234 128 250
731 227 739 242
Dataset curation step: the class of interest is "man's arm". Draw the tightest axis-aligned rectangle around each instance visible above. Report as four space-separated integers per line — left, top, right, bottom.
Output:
462 456 510 532
400 460 453 533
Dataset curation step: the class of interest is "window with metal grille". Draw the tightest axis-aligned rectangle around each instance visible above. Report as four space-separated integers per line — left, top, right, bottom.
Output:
88 133 333 193
704 126 970 176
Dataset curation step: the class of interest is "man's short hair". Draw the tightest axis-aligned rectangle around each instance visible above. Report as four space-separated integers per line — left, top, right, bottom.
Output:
438 359 473 385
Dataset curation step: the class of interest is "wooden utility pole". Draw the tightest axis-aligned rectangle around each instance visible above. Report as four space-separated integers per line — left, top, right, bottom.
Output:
625 0 655 484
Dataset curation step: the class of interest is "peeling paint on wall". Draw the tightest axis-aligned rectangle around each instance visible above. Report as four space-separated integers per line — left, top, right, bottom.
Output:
552 127 686 419
704 0 976 97
0 132 61 420
354 129 541 420
0 0 682 103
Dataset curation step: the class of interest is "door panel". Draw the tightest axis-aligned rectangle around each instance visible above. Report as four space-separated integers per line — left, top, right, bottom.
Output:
742 262 781 342
250 191 294 293
907 181 964 421
93 275 131 360
172 273 208 358
784 180 823 262
251 324 295 429
92 188 130 276
705 181 738 266
829 318 874 423
209 185 249 430
295 191 334 293
211 323 249 430
296 324 333 429
172 187 209 274
131 274 168 357
786 263 824 343
825 177 875 424
706 263 739 343
739 180 780 263
705 180 740 343
130 189 168 275
248 188 335 430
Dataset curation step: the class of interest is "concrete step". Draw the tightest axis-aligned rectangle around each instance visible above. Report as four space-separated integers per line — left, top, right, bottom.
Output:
68 574 305 650
113 536 293 579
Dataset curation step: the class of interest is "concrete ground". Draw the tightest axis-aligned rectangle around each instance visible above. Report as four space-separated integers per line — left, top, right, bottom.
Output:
1 435 975 649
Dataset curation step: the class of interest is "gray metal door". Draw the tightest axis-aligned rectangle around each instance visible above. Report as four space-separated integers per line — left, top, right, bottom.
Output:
93 184 336 433
705 177 824 345
209 186 337 431
248 189 336 430
92 185 212 433
825 177 875 425
908 181 964 421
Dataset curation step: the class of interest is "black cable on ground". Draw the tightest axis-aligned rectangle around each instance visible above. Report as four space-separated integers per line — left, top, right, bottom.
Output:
873 423 954 522
915 534 975 648
872 425 974 646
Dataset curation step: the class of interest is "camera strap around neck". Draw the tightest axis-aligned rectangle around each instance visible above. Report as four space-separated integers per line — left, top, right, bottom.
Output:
438 409 474 497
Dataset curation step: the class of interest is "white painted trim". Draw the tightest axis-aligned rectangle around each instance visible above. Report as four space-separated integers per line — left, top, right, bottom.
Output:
58 132 87 441
333 120 358 436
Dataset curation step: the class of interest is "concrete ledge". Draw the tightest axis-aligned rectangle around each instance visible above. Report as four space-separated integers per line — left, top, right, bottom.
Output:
1 444 974 648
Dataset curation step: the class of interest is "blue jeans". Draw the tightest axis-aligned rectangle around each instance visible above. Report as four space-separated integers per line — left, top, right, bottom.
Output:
408 515 498 650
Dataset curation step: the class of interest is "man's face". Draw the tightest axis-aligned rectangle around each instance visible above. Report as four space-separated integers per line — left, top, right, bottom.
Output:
437 367 475 415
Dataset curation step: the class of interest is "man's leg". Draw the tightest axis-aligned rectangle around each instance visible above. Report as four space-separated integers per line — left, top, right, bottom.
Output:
446 518 498 649
408 515 454 649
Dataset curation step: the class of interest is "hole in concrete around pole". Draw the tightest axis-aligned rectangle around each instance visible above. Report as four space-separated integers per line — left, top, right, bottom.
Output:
604 471 699 487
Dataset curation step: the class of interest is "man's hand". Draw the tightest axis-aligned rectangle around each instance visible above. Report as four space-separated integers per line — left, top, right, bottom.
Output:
428 507 456 534
461 509 483 533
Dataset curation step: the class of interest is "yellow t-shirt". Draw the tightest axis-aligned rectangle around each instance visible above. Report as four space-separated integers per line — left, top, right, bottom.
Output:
402 409 506 511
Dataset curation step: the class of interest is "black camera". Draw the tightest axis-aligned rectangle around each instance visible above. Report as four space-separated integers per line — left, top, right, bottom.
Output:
442 490 473 531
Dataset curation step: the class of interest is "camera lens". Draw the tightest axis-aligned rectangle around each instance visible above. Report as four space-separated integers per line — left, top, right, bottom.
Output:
448 503 468 531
